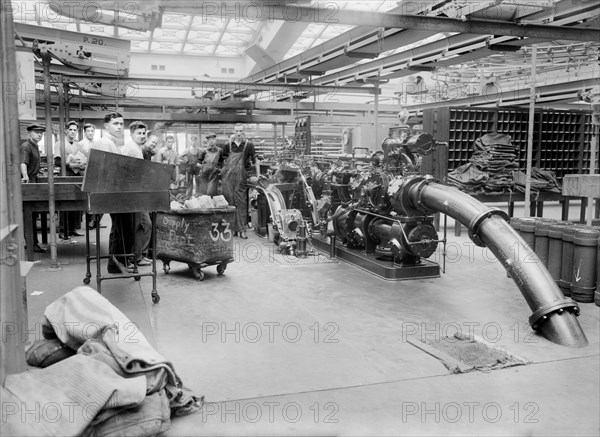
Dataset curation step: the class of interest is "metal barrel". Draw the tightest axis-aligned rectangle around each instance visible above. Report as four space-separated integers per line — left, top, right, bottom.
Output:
571 227 599 303
519 218 539 250
534 220 556 268
597 232 600 307
547 224 569 283
559 226 578 296
510 217 521 231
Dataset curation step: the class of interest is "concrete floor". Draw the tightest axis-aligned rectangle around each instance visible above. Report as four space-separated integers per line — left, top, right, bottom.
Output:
23 202 599 436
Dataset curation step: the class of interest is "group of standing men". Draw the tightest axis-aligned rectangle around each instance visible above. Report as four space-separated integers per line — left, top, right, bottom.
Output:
178 123 256 239
21 115 256 266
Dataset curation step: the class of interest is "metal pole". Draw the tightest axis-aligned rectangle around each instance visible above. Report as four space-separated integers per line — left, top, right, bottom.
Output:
524 45 537 218
1 0 27 378
273 122 278 159
587 95 599 225
374 81 380 151
57 77 66 176
42 52 60 268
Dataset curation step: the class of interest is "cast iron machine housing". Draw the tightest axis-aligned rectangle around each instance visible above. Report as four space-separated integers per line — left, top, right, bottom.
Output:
312 129 445 280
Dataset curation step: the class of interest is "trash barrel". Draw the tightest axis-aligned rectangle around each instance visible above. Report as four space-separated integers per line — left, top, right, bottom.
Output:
559 226 578 296
547 224 569 284
534 220 555 267
596 232 600 307
571 227 599 303
510 217 521 231
519 218 538 250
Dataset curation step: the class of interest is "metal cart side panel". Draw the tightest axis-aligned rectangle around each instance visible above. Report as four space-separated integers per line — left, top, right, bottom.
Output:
156 207 235 270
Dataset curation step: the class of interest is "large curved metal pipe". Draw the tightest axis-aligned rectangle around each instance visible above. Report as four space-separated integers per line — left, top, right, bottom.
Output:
397 176 588 348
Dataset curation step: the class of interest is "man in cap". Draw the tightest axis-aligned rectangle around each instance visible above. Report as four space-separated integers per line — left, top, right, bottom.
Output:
179 135 202 196
197 132 222 196
20 123 46 252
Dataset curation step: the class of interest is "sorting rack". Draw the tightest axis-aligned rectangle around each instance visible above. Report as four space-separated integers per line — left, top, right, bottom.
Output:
423 106 597 180
81 150 172 303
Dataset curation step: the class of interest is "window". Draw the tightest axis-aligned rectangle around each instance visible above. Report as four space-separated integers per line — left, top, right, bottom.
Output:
151 65 157 70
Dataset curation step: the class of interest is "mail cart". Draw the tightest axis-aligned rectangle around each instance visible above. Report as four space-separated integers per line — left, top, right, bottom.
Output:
156 206 235 280
82 150 172 303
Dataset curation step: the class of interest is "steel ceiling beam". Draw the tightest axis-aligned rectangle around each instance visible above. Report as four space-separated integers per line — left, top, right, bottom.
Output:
405 77 600 111
243 1 445 83
259 5 599 42
58 75 380 95
243 2 599 85
310 8 600 87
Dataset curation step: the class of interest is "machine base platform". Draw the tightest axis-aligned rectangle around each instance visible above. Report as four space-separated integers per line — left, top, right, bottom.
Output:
310 234 440 281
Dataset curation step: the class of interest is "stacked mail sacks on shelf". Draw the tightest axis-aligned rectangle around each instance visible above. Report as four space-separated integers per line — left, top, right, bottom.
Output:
513 167 561 194
448 133 517 194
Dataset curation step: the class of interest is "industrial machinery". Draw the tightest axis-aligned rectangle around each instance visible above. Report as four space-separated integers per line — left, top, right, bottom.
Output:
252 127 588 348
309 129 443 280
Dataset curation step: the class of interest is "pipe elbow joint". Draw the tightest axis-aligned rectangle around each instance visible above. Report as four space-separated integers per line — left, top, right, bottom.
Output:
468 208 509 247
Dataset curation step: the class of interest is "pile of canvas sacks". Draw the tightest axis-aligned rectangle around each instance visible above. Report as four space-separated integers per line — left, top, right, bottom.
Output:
2 287 203 436
448 132 560 194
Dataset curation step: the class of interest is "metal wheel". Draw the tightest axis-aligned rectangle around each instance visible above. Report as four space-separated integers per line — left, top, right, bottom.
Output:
152 292 160 303
163 262 170 274
134 276 141 281
83 277 91 284
192 266 205 281
217 263 227 275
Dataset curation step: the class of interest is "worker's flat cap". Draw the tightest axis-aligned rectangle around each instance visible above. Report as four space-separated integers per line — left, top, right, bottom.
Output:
205 132 217 138
27 123 46 131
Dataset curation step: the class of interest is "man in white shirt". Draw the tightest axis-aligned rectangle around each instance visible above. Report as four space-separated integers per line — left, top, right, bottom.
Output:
122 120 145 159
79 123 104 230
124 121 152 266
58 121 86 239
78 122 97 154
90 112 125 155
88 112 133 273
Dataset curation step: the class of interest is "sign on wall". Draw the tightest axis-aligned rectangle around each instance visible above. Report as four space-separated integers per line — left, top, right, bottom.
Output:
16 52 36 121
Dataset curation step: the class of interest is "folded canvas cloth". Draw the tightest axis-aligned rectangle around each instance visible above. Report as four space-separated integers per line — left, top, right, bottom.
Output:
42 286 203 417
448 163 488 194
82 390 171 437
513 168 561 193
2 354 147 436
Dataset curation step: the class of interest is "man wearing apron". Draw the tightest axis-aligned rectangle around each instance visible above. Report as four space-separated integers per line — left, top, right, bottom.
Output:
197 132 222 196
221 124 255 239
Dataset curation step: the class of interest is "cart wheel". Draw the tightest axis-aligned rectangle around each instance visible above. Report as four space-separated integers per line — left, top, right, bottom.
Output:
163 262 170 274
134 276 141 281
152 292 160 304
83 277 91 285
192 267 205 281
217 263 227 275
